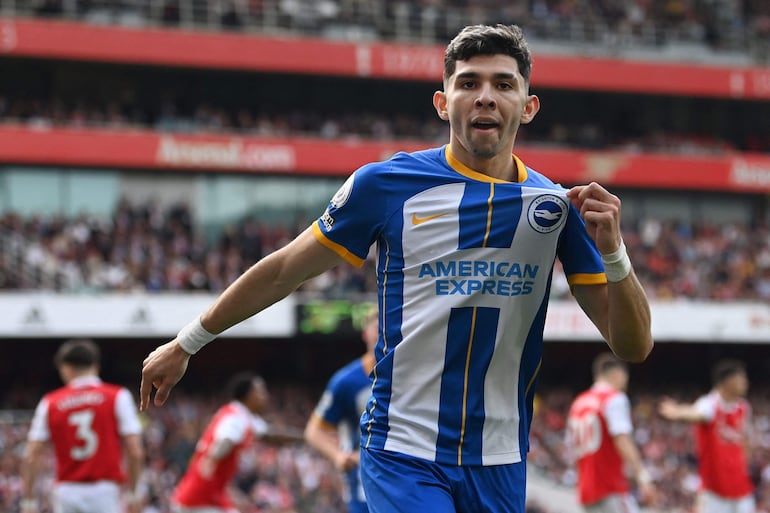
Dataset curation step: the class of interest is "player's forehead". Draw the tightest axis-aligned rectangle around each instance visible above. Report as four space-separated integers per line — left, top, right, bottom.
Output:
450 54 523 80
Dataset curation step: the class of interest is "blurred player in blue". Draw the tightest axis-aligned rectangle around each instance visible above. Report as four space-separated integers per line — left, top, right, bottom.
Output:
305 306 377 513
141 23 653 513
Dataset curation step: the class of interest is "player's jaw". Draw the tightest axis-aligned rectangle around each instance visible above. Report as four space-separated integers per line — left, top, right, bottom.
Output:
463 116 517 159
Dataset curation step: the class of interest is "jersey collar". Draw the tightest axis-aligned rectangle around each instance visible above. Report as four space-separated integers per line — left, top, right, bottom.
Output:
444 144 528 184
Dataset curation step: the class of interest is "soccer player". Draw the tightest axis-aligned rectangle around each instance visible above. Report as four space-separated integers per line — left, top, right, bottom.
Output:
304 306 378 513
171 372 303 513
658 359 754 513
21 339 144 513
566 352 656 513
140 24 653 513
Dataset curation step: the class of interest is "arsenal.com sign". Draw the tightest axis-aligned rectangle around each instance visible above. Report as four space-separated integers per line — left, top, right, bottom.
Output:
156 135 296 171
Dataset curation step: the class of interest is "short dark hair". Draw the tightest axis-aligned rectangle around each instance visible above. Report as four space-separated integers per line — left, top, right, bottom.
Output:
54 339 101 369
227 372 264 402
712 359 746 386
444 24 533 84
592 352 627 379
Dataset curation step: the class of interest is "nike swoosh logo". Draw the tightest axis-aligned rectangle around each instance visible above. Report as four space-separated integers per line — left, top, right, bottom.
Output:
411 212 448 225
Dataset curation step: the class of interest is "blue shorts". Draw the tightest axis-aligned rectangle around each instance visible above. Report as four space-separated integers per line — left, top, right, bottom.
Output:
347 498 370 513
360 447 526 513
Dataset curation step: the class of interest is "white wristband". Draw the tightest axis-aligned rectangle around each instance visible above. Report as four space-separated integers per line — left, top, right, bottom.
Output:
176 317 216 355
601 240 632 283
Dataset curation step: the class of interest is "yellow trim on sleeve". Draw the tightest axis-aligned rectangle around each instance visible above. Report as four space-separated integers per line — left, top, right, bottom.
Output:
311 222 366 268
567 272 608 286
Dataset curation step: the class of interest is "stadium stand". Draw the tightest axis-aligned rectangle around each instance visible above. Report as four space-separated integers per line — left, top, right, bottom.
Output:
0 1 768 512
1 203 769 301
2 0 769 64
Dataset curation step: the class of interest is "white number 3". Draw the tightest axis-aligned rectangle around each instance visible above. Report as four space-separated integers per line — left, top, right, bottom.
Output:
68 409 99 460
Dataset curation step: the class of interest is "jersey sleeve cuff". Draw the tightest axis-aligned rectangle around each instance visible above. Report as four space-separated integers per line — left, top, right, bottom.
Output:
312 222 366 268
567 272 608 287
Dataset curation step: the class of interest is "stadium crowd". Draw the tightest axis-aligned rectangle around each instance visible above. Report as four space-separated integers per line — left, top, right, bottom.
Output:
4 382 770 512
19 0 770 58
1 200 769 301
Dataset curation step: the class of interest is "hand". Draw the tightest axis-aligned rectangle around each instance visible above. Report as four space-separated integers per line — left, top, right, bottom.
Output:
124 492 142 513
637 481 659 508
140 340 190 410
657 397 679 420
334 451 360 472
566 182 622 254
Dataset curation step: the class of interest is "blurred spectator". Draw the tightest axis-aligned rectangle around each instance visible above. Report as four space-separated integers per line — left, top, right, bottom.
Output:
2 201 770 301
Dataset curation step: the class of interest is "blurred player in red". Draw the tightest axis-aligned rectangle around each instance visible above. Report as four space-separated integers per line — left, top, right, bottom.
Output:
659 359 754 513
567 352 656 513
171 372 303 513
21 338 145 513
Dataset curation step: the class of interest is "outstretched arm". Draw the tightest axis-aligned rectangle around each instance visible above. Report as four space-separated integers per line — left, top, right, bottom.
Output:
140 227 346 409
261 424 305 446
568 183 653 362
658 398 706 423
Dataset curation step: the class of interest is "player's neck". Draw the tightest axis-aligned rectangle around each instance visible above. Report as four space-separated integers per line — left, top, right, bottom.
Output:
65 372 99 385
448 143 517 182
716 388 739 403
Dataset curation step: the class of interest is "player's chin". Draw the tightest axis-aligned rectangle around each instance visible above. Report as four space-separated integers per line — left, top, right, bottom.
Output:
468 141 499 159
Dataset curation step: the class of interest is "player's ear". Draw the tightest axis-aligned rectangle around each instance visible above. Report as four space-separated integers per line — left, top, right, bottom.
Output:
520 94 540 124
433 91 449 121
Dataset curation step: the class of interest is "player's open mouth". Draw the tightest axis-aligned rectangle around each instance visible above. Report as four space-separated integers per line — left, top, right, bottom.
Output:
472 120 499 131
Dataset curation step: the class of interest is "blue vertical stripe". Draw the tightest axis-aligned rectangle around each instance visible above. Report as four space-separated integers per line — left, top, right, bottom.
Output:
458 182 523 249
486 184 522 248
457 183 492 250
436 306 500 465
517 280 551 456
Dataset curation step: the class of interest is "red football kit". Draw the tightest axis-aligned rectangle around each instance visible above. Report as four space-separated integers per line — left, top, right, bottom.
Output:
567 383 633 505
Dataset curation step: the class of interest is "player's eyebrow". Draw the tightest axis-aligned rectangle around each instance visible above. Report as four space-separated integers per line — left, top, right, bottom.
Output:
455 71 517 81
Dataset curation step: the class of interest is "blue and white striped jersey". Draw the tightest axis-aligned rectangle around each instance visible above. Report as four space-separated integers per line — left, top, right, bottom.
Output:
313 145 606 467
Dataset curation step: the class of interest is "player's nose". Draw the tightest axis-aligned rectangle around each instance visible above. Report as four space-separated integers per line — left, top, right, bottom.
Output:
475 83 496 108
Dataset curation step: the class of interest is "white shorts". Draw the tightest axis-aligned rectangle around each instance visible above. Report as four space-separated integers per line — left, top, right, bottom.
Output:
52 481 121 513
583 493 640 513
698 490 755 513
